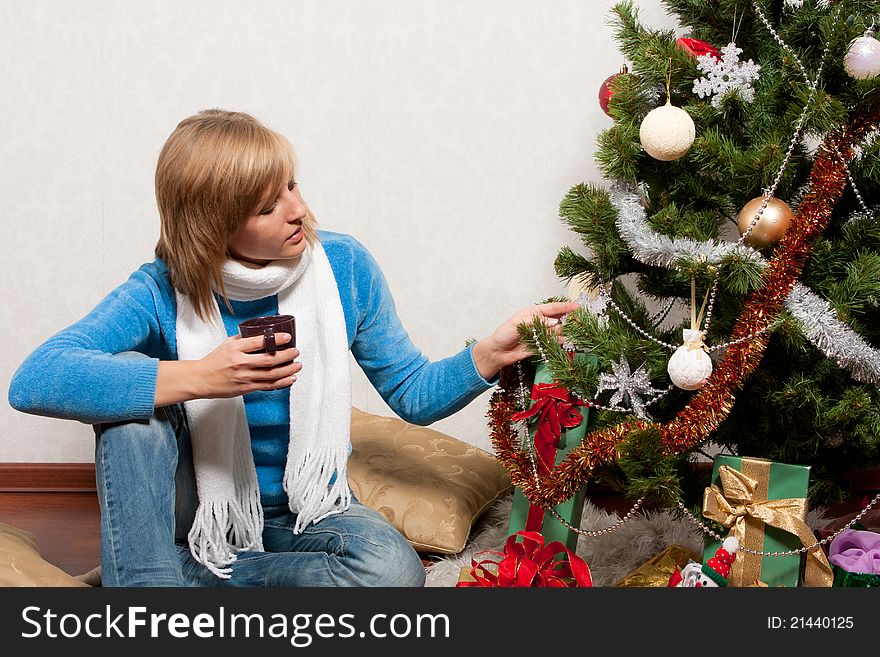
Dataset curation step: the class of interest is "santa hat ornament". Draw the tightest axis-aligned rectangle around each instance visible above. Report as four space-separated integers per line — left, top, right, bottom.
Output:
701 536 739 587
670 536 739 587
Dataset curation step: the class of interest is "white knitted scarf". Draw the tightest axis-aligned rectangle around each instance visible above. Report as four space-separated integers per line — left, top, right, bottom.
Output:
175 241 351 579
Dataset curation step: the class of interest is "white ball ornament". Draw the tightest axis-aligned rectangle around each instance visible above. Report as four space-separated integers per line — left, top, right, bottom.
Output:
844 30 880 80
639 102 695 161
667 328 713 390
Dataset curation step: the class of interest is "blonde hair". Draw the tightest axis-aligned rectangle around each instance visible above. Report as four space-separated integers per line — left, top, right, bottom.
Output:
155 109 318 320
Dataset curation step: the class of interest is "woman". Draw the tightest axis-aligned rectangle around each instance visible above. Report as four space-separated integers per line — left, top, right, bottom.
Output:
8 109 576 587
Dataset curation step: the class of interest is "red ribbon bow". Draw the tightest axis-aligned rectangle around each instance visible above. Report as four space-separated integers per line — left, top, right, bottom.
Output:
458 531 592 587
511 382 587 464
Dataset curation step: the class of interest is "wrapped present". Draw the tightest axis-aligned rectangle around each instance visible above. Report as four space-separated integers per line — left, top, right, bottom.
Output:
702 455 832 587
458 563 496 585
456 530 592 587
828 529 880 587
831 565 880 587
507 356 595 551
613 544 700 587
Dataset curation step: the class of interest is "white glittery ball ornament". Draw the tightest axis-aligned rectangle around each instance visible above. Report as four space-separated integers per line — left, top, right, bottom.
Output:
639 102 695 161
844 29 880 80
667 328 713 390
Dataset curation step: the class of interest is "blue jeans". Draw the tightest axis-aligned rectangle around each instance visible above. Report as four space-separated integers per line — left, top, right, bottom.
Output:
93 384 426 587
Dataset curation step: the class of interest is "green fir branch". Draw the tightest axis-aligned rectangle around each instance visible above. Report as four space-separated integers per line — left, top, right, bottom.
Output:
715 252 765 295
516 314 600 399
606 69 655 123
611 1 690 100
838 251 880 314
595 122 642 183
616 426 685 506
554 247 602 286
558 183 631 278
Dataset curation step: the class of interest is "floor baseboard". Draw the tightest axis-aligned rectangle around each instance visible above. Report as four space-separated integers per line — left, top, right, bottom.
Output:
0 462 96 493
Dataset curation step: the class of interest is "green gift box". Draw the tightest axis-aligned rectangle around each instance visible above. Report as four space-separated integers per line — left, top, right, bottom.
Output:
831 564 880 587
507 356 595 551
702 455 814 588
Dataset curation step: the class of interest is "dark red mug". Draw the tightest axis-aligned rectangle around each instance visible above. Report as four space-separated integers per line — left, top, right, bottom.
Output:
238 314 296 355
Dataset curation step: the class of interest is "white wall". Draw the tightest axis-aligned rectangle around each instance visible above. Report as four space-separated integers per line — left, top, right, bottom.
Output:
0 0 679 461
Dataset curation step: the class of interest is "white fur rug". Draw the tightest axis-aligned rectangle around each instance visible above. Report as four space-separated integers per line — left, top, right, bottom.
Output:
424 493 830 587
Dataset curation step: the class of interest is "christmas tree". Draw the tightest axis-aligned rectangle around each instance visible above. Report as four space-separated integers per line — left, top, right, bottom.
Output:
491 0 880 514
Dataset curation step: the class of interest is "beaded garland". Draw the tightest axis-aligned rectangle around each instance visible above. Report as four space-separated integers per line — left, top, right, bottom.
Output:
490 101 880 511
490 365 880 548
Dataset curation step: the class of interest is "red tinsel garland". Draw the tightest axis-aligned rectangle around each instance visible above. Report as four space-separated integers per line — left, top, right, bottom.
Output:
491 101 880 509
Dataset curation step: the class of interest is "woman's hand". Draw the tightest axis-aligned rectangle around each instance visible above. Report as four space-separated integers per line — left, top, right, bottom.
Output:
195 333 301 398
155 333 301 406
471 301 580 380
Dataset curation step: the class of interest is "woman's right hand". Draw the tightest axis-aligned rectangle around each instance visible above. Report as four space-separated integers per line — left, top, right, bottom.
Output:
193 333 301 399
155 333 300 407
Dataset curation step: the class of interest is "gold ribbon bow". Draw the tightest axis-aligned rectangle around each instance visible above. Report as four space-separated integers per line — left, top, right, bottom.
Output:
702 462 832 587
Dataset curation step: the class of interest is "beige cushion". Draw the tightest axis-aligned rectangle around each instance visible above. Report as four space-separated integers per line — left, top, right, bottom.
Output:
0 522 88 587
348 407 512 554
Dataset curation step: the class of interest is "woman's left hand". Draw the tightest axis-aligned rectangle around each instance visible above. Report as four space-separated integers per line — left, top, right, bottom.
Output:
472 301 580 380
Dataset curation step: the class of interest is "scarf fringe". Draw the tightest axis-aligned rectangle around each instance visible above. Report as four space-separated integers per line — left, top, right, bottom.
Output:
187 492 264 580
286 449 352 534
229 482 265 552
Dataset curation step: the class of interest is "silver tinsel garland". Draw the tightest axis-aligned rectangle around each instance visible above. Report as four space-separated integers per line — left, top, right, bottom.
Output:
607 184 880 387
610 184 763 268
785 283 880 385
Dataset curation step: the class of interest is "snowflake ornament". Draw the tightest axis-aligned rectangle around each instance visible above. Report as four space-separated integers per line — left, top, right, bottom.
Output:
576 290 611 328
562 289 612 351
692 42 761 108
594 355 663 419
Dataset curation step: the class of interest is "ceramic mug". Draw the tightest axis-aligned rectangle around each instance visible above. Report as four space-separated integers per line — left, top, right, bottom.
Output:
238 314 296 355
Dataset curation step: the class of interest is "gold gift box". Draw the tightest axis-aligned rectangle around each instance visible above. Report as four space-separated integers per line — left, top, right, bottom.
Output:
457 563 498 584
614 545 701 587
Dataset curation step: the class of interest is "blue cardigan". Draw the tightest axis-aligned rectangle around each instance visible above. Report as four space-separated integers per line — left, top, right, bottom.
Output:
8 230 495 501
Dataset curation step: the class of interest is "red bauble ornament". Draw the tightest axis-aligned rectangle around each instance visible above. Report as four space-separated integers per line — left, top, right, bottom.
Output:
676 37 722 61
599 64 629 116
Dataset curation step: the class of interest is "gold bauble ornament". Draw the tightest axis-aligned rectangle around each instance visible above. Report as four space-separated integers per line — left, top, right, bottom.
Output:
736 196 793 249
639 102 695 161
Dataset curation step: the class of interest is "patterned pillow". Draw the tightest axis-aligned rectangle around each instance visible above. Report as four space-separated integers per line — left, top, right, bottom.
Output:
0 522 88 587
347 407 512 554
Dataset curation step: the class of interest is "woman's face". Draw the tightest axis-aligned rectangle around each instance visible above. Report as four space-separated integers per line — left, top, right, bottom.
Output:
227 179 308 267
